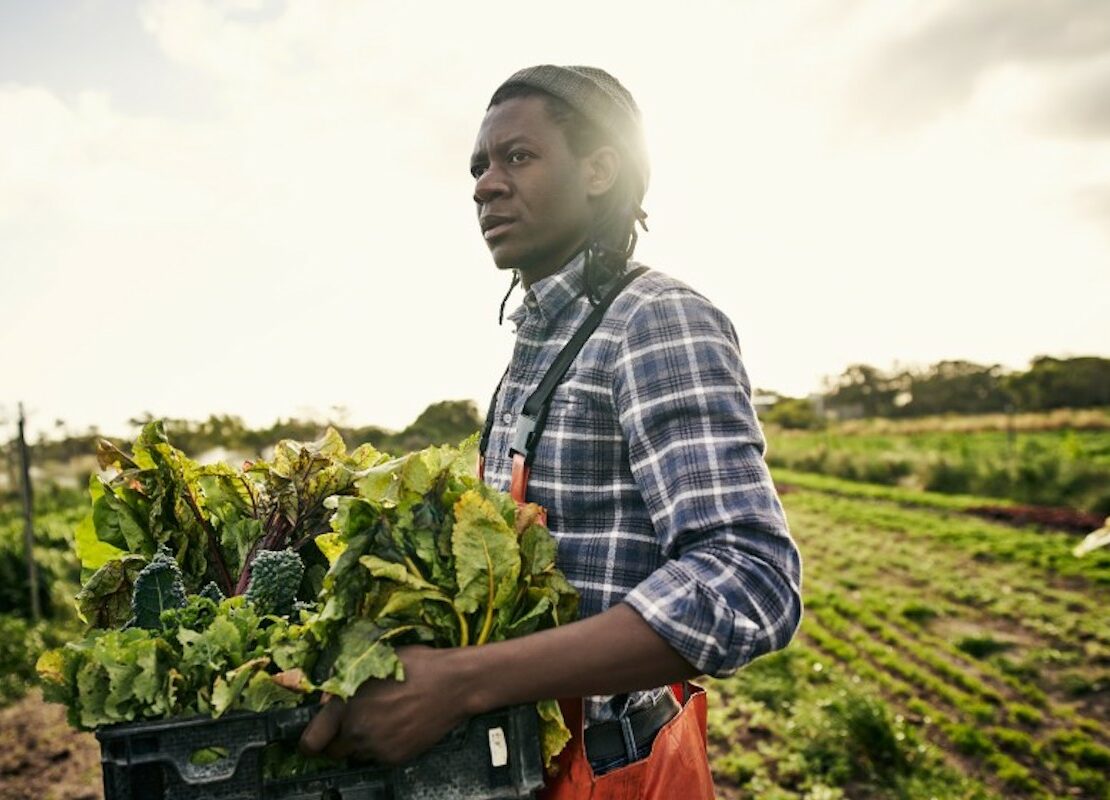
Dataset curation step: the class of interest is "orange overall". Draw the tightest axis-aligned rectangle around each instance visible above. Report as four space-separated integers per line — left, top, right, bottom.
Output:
490 452 717 800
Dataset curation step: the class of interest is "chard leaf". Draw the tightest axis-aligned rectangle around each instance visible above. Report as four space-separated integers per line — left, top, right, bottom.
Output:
534 571 579 627
96 438 139 471
451 491 520 645
74 495 124 575
320 619 409 698
76 554 147 628
92 486 150 555
221 517 263 577
358 456 406 505
359 554 439 592
502 589 555 640
314 532 346 565
519 524 557 577
537 698 572 771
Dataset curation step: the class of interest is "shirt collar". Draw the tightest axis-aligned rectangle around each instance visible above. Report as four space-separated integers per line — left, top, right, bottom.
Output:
506 250 587 327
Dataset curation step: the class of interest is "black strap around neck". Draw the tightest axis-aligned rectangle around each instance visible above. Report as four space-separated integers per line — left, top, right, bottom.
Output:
478 265 648 465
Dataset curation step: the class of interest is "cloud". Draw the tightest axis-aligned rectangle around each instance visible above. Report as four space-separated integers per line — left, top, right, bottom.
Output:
851 0 1110 136
1035 55 1110 139
1075 183 1110 229
2 0 1107 439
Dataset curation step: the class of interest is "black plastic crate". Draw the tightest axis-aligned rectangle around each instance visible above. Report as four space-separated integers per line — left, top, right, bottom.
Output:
95 703 544 800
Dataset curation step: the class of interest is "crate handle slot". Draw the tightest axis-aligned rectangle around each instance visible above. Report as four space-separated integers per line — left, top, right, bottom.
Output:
172 740 262 784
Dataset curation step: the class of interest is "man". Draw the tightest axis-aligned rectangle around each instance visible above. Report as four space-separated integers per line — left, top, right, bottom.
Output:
301 65 803 796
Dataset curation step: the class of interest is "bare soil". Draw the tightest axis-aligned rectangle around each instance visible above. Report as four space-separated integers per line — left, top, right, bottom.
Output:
0 691 102 800
964 504 1104 535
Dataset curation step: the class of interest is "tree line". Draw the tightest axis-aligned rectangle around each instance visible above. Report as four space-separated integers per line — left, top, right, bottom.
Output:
764 355 1109 428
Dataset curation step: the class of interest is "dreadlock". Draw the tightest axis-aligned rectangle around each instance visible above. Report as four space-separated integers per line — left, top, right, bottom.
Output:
487 84 649 316
498 270 521 325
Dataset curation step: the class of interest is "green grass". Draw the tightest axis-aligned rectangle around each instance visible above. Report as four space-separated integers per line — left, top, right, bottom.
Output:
710 474 1109 799
765 428 1110 514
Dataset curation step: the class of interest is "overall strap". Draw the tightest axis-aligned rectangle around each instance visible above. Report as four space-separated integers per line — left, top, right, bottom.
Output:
478 266 649 497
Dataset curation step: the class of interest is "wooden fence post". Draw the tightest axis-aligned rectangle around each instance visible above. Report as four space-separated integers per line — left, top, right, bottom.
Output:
18 403 41 622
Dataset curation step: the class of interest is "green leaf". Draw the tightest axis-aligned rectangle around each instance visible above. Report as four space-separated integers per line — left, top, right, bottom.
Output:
221 517 263 577
320 619 409 698
92 486 150 555
451 490 521 645
211 657 269 716
315 532 346 565
533 572 579 627
270 624 314 672
359 554 439 592
502 588 554 640
132 547 187 629
76 555 147 628
240 670 302 712
74 499 124 575
519 524 557 577
537 698 572 771
244 549 304 617
358 456 407 505
96 438 139 471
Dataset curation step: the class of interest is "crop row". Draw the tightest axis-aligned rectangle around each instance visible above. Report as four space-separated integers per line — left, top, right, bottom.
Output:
801 602 1109 798
780 485 1110 584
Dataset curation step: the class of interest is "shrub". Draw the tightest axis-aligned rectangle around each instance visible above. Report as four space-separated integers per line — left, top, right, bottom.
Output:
899 602 938 625
955 635 1012 659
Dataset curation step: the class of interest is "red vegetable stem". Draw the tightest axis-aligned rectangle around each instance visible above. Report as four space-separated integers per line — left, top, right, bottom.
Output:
183 489 234 596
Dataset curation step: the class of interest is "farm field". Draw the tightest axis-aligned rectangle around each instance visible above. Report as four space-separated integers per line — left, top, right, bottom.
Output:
1 468 1108 799
707 472 1110 800
764 423 1110 515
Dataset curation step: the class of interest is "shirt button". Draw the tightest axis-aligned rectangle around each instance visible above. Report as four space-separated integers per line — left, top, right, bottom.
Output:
502 412 513 424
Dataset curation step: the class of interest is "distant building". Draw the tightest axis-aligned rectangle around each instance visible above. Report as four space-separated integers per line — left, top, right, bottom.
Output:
752 391 782 416
824 402 865 421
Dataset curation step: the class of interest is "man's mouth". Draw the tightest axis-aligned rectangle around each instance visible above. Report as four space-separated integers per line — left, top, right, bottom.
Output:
480 215 514 241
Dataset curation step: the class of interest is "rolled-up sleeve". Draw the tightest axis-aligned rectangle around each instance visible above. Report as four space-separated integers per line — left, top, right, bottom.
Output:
613 288 803 676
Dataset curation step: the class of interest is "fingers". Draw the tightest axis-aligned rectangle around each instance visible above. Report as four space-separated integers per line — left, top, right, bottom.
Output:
298 697 345 757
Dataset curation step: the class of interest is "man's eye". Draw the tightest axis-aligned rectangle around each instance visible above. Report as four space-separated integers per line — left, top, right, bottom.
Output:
508 152 530 164
471 164 487 178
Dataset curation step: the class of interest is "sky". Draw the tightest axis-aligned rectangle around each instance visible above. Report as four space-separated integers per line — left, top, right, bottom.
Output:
1 0 1108 440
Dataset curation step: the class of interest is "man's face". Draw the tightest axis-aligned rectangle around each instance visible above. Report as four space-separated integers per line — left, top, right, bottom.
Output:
470 96 594 283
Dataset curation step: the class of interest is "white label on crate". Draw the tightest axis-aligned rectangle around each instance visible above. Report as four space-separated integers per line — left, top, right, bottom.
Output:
488 726 509 768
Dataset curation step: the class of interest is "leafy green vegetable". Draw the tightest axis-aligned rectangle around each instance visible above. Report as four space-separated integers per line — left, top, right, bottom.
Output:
75 554 146 628
245 549 304 617
39 426 579 772
39 593 311 730
451 490 521 646
199 581 226 604
131 546 187 630
305 435 578 768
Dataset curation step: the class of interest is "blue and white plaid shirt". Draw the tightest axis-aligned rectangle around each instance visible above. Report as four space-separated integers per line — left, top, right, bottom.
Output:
482 252 803 726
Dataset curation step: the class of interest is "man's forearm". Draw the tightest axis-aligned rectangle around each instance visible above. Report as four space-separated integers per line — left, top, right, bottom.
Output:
300 603 702 764
452 602 701 717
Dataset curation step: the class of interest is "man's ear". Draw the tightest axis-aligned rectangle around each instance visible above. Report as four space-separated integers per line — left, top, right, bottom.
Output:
584 146 621 197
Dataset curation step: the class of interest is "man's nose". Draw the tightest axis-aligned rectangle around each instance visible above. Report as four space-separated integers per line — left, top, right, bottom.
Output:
473 166 509 205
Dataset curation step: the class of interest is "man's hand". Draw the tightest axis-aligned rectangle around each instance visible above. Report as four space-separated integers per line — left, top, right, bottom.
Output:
299 604 700 764
298 646 471 765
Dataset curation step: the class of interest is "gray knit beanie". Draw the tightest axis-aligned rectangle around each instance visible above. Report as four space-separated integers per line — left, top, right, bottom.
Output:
490 65 650 205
